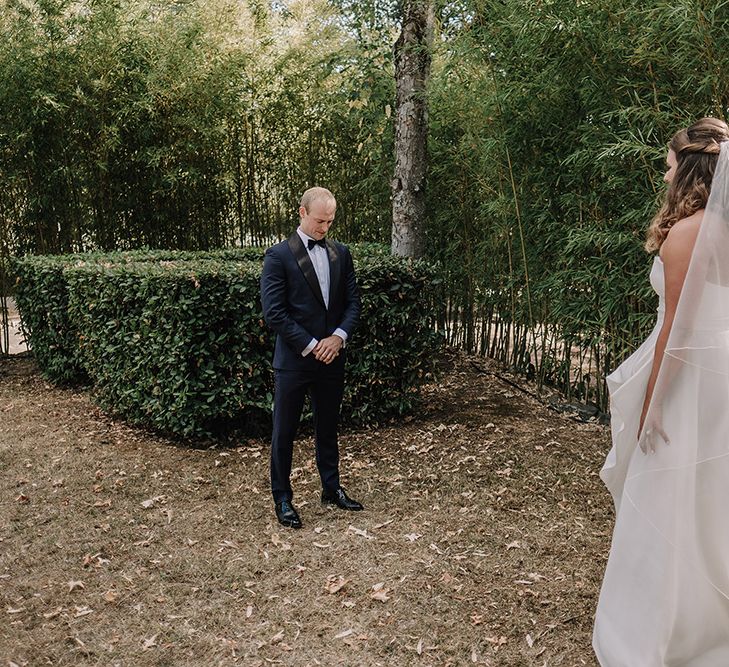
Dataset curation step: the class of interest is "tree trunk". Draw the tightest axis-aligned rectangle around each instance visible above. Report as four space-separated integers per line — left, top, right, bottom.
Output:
391 0 433 258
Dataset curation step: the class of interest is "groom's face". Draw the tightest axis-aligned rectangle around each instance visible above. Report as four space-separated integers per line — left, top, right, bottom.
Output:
299 198 336 240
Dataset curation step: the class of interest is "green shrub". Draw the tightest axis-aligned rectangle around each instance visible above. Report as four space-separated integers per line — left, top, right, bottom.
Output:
66 258 271 437
12 246 440 436
13 254 86 383
345 254 442 422
12 248 264 384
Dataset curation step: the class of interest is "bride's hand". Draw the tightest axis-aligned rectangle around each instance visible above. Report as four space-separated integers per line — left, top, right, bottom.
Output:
638 407 670 454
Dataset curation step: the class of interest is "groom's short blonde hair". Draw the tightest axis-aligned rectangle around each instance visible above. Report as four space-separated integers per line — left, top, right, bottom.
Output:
300 187 336 213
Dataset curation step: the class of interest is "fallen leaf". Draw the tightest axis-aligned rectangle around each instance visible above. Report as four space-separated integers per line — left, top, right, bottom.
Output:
506 540 521 550
370 582 390 602
416 638 423 655
270 533 291 551
143 634 158 650
83 552 108 568
43 607 63 619
74 606 93 618
347 525 373 540
334 629 354 639
68 580 85 592
270 630 284 643
103 590 119 603
141 496 165 509
485 635 508 647
6 607 24 614
313 542 331 549
404 533 422 542
324 575 349 594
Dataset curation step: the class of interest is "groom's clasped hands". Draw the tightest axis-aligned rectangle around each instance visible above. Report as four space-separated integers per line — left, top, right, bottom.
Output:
313 334 344 364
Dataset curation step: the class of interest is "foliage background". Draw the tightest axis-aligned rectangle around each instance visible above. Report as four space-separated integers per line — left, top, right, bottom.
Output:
2 0 729 409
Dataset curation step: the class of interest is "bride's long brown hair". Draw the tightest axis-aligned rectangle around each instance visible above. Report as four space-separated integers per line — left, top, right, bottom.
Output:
646 117 729 253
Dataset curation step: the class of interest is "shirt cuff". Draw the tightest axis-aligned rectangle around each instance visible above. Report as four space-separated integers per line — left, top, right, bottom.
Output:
302 338 318 357
333 328 348 347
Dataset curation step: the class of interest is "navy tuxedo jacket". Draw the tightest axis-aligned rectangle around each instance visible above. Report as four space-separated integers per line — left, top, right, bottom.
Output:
261 233 361 371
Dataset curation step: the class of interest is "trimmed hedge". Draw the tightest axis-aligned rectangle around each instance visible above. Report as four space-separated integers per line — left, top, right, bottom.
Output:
345 254 441 423
12 248 264 384
12 254 83 383
12 246 441 436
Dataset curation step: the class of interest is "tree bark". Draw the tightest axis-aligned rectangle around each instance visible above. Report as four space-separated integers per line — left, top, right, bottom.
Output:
391 0 433 258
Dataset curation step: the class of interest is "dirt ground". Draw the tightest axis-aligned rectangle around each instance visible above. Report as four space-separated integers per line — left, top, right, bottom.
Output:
0 351 612 667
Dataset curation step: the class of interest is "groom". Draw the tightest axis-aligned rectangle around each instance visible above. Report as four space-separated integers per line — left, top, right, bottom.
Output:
260 186 363 529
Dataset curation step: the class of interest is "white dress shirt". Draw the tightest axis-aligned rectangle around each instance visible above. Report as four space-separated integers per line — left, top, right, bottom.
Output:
296 227 348 357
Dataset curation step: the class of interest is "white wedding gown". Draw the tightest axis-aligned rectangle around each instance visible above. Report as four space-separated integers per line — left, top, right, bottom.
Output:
594 256 729 666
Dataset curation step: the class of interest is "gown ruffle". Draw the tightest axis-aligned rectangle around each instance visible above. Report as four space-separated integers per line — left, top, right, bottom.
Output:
599 257 664 507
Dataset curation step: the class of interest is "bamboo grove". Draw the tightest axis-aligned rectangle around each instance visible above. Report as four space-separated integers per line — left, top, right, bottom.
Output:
2 0 729 411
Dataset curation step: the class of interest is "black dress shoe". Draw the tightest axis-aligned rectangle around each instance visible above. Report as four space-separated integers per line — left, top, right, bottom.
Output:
275 500 302 528
321 487 364 511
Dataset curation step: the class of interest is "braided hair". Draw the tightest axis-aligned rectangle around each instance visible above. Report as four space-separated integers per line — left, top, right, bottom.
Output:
646 117 729 252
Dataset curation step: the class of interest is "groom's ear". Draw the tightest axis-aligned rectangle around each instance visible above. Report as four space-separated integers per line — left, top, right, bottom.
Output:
298 205 307 219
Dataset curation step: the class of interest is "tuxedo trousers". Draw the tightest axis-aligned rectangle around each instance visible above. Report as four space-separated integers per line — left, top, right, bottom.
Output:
270 364 344 503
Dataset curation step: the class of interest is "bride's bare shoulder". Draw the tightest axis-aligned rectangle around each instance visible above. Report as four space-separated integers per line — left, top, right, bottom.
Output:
661 212 703 263
666 211 703 242
670 210 704 234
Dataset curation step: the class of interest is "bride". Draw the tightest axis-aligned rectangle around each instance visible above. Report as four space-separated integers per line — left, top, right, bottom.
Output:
594 117 729 666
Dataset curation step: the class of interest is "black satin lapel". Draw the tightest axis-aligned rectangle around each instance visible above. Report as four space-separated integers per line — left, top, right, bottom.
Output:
326 240 340 303
287 233 325 308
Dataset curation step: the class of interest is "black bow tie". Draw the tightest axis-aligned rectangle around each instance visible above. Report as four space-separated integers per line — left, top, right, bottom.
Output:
307 238 326 250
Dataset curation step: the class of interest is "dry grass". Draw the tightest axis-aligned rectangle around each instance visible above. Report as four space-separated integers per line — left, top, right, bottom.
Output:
0 352 611 666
